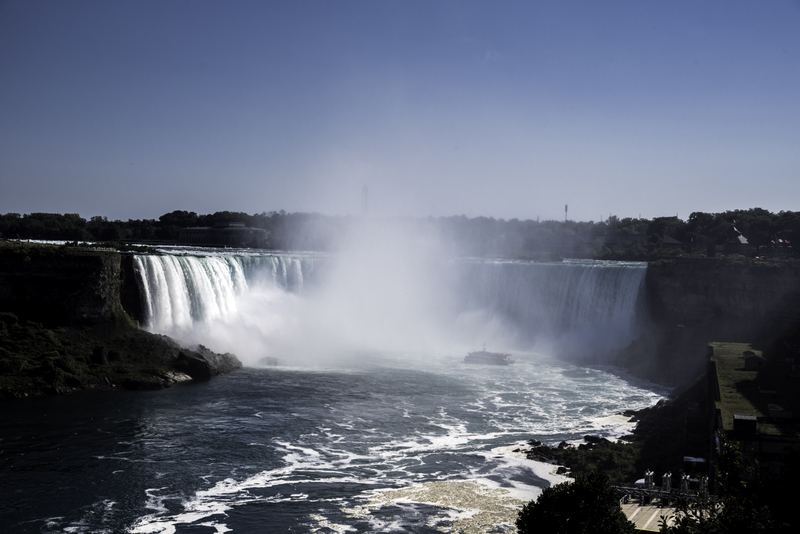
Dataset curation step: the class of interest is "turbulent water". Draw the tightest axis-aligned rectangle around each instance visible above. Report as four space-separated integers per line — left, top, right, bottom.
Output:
132 249 648 364
1 248 665 533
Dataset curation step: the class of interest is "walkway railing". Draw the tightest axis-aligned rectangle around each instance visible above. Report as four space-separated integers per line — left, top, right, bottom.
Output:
614 486 715 507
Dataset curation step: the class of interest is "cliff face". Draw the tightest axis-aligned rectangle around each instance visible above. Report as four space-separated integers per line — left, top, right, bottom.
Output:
0 243 240 398
614 258 800 386
120 254 144 324
646 259 800 334
0 245 124 326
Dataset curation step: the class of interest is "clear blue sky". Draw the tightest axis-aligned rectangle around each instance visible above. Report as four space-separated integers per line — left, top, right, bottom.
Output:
1 0 799 222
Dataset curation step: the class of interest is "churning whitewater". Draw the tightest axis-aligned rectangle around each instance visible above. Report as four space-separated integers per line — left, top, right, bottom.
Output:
133 249 649 364
2 248 664 533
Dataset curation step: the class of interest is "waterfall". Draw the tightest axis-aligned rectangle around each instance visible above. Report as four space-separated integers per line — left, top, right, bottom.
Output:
450 259 647 350
132 252 647 360
133 253 317 332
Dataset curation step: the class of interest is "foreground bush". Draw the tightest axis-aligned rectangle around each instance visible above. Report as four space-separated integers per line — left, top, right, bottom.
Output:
516 471 635 534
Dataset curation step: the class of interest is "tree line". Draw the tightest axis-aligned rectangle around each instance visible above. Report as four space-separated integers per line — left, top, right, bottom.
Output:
1 208 798 259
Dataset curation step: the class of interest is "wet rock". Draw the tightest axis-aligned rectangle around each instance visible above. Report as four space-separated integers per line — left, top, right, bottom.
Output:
194 344 241 375
160 370 193 384
584 435 611 445
174 351 213 381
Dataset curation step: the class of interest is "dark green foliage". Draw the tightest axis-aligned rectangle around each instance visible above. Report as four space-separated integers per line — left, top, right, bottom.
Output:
516 471 635 534
0 318 183 398
659 437 800 534
3 207 800 258
528 379 707 488
0 239 116 260
528 439 642 484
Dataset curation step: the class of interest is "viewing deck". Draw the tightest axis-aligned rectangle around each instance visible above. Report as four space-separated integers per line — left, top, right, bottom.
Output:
616 487 715 531
623 501 675 531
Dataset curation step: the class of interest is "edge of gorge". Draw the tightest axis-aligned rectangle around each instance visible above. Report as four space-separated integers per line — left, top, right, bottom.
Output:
0 241 241 400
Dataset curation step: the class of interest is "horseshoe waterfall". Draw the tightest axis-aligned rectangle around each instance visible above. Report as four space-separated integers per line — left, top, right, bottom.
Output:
132 251 648 365
6 248 664 534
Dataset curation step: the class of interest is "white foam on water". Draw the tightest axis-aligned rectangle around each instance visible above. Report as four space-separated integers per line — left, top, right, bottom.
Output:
343 479 531 533
308 514 357 533
54 499 119 534
196 522 231 534
586 414 637 437
121 251 667 532
142 488 170 513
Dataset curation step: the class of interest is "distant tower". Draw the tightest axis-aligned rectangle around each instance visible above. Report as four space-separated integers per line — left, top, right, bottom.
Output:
565 204 568 223
362 185 368 216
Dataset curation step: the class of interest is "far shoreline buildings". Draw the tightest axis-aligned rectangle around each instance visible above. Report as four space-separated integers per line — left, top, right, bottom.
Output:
178 222 268 248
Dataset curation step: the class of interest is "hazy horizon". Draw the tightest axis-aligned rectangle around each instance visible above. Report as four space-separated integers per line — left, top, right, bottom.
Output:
0 205 791 226
2 1 799 222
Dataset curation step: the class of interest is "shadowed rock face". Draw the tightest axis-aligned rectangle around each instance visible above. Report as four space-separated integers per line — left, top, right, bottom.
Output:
0 246 124 326
0 244 241 399
646 258 800 335
170 341 242 381
613 258 800 386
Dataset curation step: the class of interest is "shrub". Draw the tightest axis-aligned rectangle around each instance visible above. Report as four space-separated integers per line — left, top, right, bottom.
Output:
516 471 635 534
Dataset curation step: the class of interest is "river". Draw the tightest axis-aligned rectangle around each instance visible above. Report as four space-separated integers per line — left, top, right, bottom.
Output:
1 246 666 533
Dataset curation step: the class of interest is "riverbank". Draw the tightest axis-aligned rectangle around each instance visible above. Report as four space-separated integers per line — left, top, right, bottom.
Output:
516 375 708 486
0 313 241 400
0 241 242 399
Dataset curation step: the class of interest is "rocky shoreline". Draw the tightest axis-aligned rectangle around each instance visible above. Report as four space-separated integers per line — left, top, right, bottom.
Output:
0 312 241 400
513 386 704 486
0 242 242 400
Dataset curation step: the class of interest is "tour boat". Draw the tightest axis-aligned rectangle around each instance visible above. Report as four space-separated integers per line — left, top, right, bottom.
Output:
464 348 514 365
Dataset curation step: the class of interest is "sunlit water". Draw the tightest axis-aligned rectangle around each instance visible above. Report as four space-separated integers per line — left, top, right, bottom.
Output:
1 247 664 532
1 351 665 533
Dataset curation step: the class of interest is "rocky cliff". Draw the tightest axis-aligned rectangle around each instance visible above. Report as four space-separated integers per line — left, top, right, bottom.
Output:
0 244 124 326
0 242 241 399
646 258 800 335
616 258 800 385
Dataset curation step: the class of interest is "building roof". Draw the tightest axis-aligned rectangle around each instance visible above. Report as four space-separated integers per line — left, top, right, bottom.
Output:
711 225 749 245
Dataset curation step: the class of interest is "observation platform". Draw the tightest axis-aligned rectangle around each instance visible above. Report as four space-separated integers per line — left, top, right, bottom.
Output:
622 501 677 531
616 487 714 532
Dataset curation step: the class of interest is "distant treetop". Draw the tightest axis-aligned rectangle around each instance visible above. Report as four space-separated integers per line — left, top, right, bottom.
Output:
1 208 797 260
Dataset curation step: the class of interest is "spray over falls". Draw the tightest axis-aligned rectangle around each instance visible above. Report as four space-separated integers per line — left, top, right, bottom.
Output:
8 248 663 534
133 251 647 364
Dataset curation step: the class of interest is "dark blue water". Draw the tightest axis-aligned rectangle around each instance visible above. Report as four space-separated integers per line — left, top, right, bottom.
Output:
1 352 664 533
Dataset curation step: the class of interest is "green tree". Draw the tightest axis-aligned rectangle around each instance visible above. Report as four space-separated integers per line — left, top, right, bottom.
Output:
658 435 794 533
158 210 199 228
516 471 635 534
